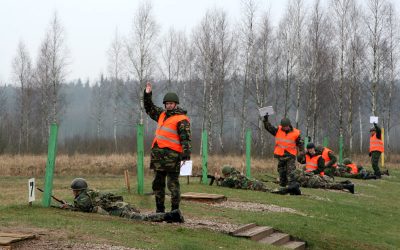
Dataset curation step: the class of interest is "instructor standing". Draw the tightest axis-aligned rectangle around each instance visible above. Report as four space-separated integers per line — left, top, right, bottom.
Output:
144 82 191 212
369 123 384 178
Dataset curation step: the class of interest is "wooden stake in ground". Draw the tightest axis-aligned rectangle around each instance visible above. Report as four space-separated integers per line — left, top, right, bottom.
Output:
124 170 131 193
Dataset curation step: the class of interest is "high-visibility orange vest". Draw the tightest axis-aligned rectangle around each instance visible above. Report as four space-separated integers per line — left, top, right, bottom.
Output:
305 154 324 176
345 163 358 174
322 147 337 168
152 112 189 153
369 134 384 153
274 126 300 156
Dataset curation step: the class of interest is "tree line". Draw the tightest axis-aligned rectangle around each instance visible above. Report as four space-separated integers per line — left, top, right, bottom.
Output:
1 0 400 157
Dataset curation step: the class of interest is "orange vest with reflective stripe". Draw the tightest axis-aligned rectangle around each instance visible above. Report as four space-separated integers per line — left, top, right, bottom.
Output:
345 163 358 174
305 154 324 176
322 147 337 168
369 134 384 153
274 126 300 156
152 112 189 153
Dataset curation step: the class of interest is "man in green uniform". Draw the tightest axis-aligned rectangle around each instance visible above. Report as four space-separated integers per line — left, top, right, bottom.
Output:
216 165 301 195
61 178 184 223
336 158 388 179
369 123 384 178
263 115 304 194
144 82 191 213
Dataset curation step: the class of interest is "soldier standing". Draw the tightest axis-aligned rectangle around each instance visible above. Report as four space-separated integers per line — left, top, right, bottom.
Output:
144 82 191 213
369 123 384 178
263 115 304 194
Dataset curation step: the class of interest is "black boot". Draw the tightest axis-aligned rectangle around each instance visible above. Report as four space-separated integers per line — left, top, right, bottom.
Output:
288 183 301 195
171 204 179 211
156 204 165 213
364 175 377 180
340 180 352 184
165 209 184 223
343 183 355 194
271 187 289 195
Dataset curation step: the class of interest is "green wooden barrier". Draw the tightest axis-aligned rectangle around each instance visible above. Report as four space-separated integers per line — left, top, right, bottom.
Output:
137 124 144 195
42 123 59 207
201 130 208 184
246 129 251 178
323 137 329 147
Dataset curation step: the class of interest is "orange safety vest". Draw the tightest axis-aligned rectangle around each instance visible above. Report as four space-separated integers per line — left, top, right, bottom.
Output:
322 147 338 168
345 163 358 175
305 154 324 176
274 126 300 156
369 134 384 153
152 112 189 153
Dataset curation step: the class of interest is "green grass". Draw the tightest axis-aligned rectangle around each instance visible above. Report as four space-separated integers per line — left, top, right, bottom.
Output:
1 172 399 250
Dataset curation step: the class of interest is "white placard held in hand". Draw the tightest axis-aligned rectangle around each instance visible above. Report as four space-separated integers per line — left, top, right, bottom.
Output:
259 106 274 117
28 178 35 202
370 116 379 124
180 160 193 176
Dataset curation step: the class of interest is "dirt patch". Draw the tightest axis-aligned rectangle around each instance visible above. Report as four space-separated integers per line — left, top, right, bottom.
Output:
1 227 142 250
211 201 306 216
182 218 238 234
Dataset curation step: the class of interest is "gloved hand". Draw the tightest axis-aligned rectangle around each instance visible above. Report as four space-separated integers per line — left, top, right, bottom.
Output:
263 114 269 122
181 152 191 161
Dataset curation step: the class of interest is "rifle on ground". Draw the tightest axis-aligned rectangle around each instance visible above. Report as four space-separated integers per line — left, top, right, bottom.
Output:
36 187 66 205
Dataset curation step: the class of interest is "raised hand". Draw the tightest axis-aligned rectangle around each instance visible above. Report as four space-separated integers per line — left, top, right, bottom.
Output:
145 82 152 93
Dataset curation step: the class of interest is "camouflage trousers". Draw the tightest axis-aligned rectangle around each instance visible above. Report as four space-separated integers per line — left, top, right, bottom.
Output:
152 170 180 212
276 156 297 187
296 173 344 190
371 151 382 176
95 203 167 222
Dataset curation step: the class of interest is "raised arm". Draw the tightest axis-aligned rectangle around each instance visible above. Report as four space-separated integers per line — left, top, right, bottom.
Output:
144 82 164 122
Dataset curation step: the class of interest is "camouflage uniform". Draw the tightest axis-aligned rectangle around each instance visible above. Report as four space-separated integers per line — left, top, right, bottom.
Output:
144 91 191 212
293 169 351 191
336 164 375 179
315 146 338 177
219 169 272 192
69 190 172 222
263 118 304 187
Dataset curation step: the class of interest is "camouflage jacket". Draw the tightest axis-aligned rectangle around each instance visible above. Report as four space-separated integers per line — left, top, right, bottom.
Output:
316 147 337 169
71 190 139 215
144 91 192 172
220 170 269 191
263 117 304 158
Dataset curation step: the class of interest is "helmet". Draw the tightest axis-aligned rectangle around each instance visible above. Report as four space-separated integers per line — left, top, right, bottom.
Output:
163 92 179 104
306 142 315 149
70 178 88 190
280 118 291 127
222 165 234 175
315 145 323 153
343 158 352 165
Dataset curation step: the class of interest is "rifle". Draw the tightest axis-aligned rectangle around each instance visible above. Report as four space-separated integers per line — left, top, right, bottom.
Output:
36 187 66 205
208 174 224 186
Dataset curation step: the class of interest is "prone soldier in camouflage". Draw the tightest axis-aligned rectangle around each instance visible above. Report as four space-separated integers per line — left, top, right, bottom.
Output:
144 82 191 213
216 165 301 195
61 178 184 223
263 115 304 194
297 144 355 194
335 158 388 179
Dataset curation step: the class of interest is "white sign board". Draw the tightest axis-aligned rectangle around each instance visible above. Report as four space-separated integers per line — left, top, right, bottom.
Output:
180 160 193 176
370 116 379 124
28 178 35 202
259 106 275 117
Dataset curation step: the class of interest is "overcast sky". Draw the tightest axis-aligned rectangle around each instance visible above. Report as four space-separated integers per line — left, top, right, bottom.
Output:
0 0 328 84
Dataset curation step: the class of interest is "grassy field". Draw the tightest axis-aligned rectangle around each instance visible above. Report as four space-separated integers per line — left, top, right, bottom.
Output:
0 154 399 249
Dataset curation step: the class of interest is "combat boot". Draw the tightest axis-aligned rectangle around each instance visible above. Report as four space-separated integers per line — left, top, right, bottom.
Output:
364 175 377 180
156 204 165 213
340 180 352 184
271 187 289 195
165 209 184 223
288 183 301 195
343 183 355 194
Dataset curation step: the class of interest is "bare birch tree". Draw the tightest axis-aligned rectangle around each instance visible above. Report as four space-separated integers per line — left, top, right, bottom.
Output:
126 1 158 125
12 41 33 153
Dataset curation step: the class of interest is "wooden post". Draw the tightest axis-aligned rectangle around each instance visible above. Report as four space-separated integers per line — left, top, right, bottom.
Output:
136 124 144 195
124 170 131 193
42 123 58 208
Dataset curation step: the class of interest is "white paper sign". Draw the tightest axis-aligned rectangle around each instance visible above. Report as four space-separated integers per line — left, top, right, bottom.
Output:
179 160 193 176
259 106 275 117
28 178 35 202
370 116 379 124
